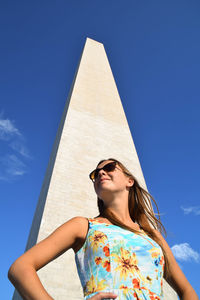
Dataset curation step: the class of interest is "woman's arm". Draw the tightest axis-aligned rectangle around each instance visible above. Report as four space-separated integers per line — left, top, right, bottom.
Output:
8 216 89 300
153 230 199 300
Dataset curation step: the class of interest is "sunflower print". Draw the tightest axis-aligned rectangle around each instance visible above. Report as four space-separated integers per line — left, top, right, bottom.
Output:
84 274 107 296
88 230 107 253
75 218 164 299
112 247 138 280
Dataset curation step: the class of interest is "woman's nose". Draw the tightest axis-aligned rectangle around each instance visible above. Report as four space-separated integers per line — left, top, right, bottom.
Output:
98 168 106 178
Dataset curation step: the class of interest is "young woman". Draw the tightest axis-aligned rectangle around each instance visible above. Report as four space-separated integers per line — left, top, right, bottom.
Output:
8 158 198 300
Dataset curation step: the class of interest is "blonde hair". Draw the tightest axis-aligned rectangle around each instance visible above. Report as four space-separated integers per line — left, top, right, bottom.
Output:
96 158 169 278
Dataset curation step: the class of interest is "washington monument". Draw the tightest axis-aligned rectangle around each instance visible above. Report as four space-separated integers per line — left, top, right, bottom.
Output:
13 38 177 299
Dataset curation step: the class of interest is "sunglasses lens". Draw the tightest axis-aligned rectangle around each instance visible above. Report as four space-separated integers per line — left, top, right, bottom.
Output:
89 171 95 181
103 162 116 172
90 162 117 182
94 169 99 180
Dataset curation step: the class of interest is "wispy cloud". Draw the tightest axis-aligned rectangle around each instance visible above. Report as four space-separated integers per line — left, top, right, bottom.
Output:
0 113 31 181
0 154 26 175
171 243 200 263
181 206 200 216
0 118 21 140
0 154 27 181
9 141 30 158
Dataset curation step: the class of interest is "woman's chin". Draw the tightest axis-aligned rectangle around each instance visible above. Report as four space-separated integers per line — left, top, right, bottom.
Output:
98 188 115 200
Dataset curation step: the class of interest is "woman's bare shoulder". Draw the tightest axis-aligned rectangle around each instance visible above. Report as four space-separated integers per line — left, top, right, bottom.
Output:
151 228 165 240
62 216 89 235
66 217 90 253
68 216 89 225
150 228 168 249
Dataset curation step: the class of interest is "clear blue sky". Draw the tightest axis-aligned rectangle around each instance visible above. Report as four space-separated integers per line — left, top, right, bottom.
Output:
1 1 200 298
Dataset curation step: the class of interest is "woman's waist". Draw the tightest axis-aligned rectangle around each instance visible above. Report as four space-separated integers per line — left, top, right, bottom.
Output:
81 273 163 297
84 287 163 299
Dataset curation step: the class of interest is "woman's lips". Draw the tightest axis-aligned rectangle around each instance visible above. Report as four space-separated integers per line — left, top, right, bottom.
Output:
100 178 110 182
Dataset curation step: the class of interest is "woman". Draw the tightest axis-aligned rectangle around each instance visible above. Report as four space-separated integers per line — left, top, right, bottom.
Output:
8 158 198 299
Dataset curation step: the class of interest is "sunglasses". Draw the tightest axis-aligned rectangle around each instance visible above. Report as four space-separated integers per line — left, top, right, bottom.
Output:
89 161 118 182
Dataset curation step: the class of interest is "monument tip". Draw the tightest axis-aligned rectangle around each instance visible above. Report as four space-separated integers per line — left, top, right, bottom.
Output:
85 37 104 46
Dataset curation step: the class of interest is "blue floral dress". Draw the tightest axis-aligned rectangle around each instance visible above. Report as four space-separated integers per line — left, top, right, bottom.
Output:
75 218 164 299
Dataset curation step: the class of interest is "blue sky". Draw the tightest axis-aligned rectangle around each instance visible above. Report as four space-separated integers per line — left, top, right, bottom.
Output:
1 0 200 298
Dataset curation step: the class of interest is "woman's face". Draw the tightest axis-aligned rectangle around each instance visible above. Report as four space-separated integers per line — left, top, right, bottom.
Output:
93 160 134 200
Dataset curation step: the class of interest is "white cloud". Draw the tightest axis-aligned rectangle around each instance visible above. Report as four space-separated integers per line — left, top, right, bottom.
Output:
0 154 27 179
0 118 21 140
0 113 31 181
171 243 200 263
9 141 30 158
181 206 200 216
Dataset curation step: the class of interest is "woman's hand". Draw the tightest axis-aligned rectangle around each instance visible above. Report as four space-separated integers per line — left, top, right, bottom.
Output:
90 292 118 299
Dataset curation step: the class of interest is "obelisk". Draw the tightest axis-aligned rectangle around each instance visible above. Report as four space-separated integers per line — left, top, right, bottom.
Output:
13 38 177 299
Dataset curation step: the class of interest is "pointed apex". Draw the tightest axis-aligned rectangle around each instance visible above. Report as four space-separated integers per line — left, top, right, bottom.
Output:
85 37 104 46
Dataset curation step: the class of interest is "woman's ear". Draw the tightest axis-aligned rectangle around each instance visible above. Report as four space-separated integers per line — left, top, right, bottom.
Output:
127 177 134 187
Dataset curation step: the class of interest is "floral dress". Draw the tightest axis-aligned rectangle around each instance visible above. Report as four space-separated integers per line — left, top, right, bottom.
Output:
75 218 164 299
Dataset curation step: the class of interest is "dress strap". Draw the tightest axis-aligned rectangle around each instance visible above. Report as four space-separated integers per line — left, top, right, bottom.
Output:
87 218 99 226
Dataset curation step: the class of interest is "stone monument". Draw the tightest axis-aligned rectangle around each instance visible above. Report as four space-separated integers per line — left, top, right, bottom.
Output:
13 37 177 299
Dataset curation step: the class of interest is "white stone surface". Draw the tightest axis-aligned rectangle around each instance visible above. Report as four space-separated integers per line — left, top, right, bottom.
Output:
13 38 177 299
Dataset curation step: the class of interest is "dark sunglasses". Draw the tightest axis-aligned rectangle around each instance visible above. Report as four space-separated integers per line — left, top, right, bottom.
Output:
89 161 118 182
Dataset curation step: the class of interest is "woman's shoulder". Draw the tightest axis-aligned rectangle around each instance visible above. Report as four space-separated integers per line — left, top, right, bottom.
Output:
151 228 166 242
67 216 89 228
66 217 90 253
65 216 108 233
151 228 170 250
56 216 89 238
151 228 163 238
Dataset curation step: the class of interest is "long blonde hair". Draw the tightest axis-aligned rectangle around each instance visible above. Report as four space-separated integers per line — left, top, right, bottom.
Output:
96 158 169 278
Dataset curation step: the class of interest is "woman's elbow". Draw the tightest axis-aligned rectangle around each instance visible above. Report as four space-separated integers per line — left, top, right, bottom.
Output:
8 259 33 285
8 260 19 283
